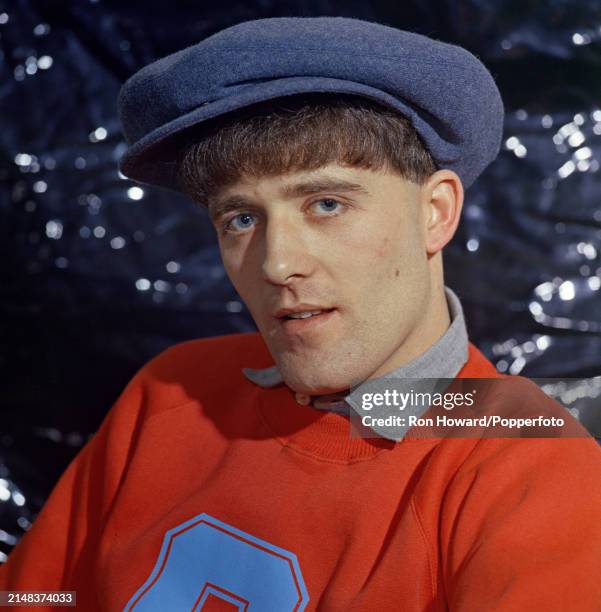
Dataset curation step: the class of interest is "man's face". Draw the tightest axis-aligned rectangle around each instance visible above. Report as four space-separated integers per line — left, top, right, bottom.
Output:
209 163 436 394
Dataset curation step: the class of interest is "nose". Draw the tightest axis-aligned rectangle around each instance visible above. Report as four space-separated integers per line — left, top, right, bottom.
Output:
261 213 314 285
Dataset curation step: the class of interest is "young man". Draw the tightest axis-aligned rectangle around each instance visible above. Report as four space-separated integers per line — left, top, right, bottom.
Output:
2 17 601 611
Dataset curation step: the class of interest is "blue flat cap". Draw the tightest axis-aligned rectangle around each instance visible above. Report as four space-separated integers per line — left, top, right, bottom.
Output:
117 17 504 191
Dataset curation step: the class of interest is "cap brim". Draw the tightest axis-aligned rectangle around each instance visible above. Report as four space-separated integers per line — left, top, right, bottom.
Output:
118 76 456 193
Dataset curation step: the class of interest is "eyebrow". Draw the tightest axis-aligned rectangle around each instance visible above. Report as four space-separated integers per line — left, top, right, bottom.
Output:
208 177 370 221
281 178 370 199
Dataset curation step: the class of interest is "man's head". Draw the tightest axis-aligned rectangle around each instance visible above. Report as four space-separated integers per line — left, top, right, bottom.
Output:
117 16 503 394
175 96 463 394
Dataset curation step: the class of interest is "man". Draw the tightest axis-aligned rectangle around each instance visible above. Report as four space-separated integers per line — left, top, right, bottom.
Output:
2 16 601 611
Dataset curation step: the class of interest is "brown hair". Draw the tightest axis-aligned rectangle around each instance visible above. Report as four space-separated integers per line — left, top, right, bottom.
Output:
175 93 438 207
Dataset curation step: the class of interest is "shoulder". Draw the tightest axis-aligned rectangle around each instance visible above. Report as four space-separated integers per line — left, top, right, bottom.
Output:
122 331 275 417
145 331 273 376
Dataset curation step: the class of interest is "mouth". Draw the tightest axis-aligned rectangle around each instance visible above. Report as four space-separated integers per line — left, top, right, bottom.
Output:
277 308 337 334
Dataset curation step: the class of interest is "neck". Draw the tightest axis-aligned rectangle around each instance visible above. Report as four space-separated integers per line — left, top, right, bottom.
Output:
371 293 450 381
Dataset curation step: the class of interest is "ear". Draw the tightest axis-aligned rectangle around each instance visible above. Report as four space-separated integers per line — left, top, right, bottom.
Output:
420 169 464 255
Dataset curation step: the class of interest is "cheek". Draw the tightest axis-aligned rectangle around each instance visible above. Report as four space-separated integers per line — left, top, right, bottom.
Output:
220 251 239 286
347 224 425 295
220 248 256 300
322 233 393 302
348 227 412 275
339 221 391 257
374 235 392 260
344 208 413 259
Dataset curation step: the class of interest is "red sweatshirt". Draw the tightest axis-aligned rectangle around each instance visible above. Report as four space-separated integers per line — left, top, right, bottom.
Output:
1 332 601 611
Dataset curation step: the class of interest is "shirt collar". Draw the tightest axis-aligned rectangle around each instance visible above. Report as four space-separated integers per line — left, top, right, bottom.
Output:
243 286 469 434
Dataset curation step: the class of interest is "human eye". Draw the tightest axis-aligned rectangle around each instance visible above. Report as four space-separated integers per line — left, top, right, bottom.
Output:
309 198 345 216
222 212 257 234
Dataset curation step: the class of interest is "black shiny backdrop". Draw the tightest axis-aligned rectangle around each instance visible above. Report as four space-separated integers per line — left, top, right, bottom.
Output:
1 0 600 560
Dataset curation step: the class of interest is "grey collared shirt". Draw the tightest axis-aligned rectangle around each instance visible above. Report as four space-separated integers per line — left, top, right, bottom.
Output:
243 286 469 440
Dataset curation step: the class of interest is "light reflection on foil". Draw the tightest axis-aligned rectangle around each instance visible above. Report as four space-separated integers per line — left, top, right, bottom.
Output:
529 276 601 332
135 278 151 291
110 236 126 249
0 469 31 561
127 186 144 200
448 88 601 384
538 377 601 437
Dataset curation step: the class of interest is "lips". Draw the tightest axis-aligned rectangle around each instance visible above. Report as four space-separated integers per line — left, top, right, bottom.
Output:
274 305 335 319
277 308 337 335
283 309 335 320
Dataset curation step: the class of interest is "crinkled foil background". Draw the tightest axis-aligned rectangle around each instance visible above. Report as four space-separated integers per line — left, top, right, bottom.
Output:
1 0 600 558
